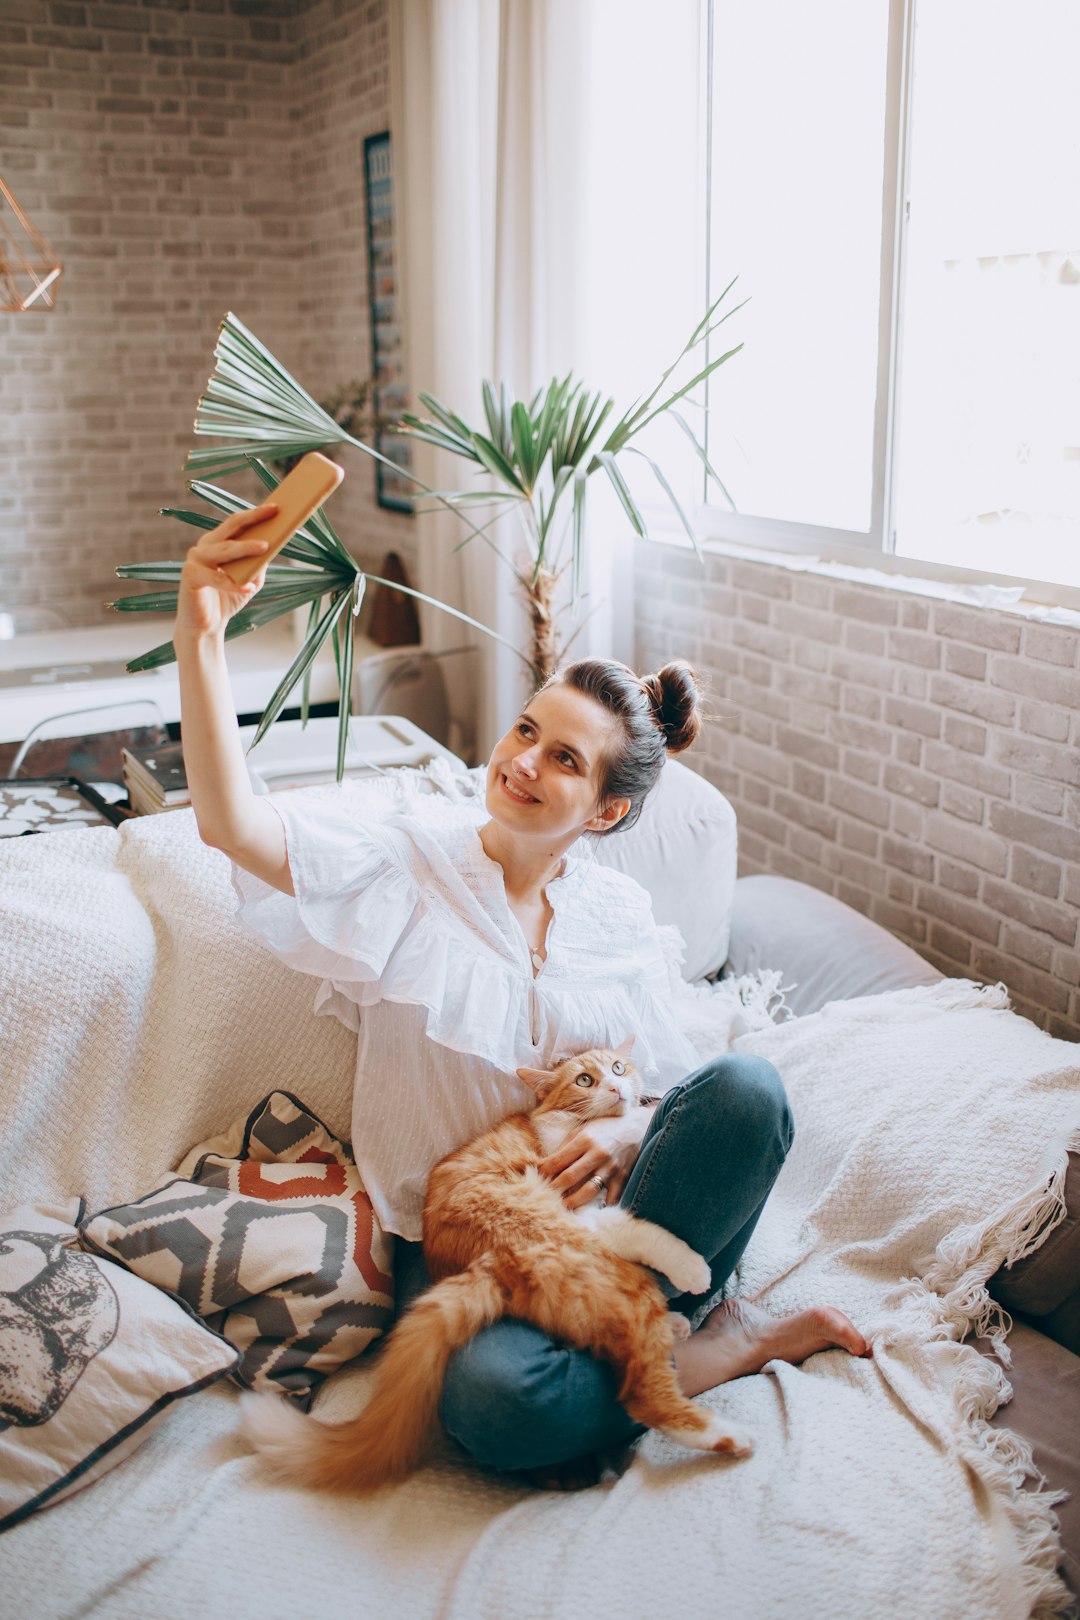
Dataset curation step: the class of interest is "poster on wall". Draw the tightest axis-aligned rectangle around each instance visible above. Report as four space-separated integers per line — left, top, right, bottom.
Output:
364 131 413 513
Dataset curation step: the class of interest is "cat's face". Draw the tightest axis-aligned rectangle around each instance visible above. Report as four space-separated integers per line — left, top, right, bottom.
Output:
516 1037 642 1121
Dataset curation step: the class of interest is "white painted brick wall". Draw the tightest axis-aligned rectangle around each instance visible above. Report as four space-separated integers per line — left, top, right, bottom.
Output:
0 0 412 631
635 538 1080 1041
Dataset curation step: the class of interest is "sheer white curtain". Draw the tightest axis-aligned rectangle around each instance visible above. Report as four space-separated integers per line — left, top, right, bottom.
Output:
390 0 701 760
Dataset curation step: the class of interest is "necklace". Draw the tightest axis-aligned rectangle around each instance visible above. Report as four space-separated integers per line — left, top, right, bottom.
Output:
530 946 545 972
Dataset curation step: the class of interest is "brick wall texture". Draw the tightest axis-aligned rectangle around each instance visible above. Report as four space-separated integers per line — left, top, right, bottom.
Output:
634 539 1080 1041
0 0 411 630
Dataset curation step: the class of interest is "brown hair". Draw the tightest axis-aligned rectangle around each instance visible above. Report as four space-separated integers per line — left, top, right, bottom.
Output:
547 657 702 834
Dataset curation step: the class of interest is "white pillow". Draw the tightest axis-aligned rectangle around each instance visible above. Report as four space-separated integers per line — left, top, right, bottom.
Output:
0 1201 238 1530
591 759 737 983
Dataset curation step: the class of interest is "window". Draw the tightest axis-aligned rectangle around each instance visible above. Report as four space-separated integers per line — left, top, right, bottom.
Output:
702 0 1080 592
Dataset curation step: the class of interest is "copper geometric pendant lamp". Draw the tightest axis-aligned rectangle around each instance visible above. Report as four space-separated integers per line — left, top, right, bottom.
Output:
0 176 62 312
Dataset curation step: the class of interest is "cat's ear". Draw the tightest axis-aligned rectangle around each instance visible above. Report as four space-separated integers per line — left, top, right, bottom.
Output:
614 1034 635 1058
517 1065 556 1098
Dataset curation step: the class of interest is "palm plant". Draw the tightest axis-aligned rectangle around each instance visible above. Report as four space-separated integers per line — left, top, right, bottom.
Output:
400 276 745 683
112 282 744 778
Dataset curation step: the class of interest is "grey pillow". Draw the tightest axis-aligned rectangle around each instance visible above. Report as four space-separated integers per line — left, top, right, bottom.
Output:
724 873 942 1016
990 1152 1080 1326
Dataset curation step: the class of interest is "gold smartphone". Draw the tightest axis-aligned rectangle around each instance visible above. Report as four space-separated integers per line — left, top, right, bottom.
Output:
221 451 345 586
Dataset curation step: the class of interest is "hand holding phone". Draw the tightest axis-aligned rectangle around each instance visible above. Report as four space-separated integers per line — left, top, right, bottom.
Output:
219 451 345 586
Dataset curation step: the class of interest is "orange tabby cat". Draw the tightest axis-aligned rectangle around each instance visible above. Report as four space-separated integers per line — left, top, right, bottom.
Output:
240 1037 753 1490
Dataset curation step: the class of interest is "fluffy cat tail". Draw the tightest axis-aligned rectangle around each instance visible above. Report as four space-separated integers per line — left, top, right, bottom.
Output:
239 1259 506 1493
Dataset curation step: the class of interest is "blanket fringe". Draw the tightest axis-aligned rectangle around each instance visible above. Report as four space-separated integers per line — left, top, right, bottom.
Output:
869 1122 1080 1620
882 1128 1079 1359
959 1353 1072 1619
722 968 792 1034
879 977 1014 1014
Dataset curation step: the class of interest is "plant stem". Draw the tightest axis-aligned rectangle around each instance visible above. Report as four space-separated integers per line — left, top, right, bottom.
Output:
528 566 561 686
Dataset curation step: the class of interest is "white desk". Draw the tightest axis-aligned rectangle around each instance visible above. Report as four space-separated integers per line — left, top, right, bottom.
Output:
0 618 364 744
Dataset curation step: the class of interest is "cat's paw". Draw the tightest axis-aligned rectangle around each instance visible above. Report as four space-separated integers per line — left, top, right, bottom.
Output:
662 1414 754 1459
668 1312 693 1342
663 1243 712 1297
704 1418 754 1459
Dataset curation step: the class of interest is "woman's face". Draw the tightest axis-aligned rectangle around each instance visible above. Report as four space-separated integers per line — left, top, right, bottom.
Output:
485 683 630 842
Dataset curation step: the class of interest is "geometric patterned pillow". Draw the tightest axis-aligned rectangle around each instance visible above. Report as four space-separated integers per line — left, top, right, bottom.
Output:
79 1093 394 1407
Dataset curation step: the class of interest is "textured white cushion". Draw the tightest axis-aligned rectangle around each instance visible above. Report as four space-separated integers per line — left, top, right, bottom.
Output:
591 759 737 983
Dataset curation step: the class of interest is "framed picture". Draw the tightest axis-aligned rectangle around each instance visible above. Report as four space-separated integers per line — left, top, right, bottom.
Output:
364 132 413 513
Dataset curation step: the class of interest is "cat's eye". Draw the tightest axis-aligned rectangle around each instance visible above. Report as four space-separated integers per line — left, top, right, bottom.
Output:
611 1061 625 1075
575 1073 596 1088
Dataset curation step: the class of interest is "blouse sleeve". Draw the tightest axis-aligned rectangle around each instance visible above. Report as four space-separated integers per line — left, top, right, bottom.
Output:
230 790 423 992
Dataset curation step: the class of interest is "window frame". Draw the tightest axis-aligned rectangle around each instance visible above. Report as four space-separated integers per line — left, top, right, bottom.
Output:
689 0 1080 614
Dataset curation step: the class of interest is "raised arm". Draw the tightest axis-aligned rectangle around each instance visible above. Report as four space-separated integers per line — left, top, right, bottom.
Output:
173 506 295 895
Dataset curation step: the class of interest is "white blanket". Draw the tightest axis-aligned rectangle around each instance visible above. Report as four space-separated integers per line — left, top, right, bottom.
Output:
0 817 359 1214
445 981 1080 1620
1 813 1078 1618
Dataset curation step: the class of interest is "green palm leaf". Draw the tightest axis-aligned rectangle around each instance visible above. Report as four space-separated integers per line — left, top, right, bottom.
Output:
247 588 354 750
298 596 321 725
596 451 647 537
571 467 587 608
510 401 539 491
187 312 343 479
668 409 737 508
469 433 527 493
612 343 744 446
625 447 701 558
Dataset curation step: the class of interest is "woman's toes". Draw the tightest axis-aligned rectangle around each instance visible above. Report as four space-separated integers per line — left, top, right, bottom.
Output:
805 1305 870 1358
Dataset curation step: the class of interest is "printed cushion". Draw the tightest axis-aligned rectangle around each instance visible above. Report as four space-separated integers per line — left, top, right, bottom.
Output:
0 1200 238 1531
80 1092 394 1405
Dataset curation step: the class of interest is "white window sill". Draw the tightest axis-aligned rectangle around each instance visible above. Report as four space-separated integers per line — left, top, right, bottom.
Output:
642 519 1080 631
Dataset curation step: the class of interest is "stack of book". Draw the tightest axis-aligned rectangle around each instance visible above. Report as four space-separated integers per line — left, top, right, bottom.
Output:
121 741 190 815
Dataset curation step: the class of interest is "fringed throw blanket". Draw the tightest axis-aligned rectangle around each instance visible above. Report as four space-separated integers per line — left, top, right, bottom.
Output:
445 981 1080 1620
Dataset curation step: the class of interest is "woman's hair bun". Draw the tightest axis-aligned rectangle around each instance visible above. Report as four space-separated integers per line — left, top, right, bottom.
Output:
641 660 701 754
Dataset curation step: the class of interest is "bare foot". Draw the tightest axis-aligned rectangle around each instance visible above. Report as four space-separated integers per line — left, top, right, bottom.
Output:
672 1298 870 1399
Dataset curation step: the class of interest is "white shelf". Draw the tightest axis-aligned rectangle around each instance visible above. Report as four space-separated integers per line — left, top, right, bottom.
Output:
0 619 356 744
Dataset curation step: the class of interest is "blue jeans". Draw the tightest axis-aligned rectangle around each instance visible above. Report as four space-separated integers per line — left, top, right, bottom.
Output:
393 1052 793 1473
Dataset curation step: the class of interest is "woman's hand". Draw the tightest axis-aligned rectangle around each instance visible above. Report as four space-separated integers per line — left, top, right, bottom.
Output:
538 1106 655 1211
174 505 278 641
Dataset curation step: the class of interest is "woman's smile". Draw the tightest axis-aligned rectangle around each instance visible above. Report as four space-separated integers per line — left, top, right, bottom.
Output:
500 773 540 805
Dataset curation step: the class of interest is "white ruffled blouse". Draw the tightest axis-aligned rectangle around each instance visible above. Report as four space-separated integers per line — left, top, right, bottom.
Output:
232 774 703 1240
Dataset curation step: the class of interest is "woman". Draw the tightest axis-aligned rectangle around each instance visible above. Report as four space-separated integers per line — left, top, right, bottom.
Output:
175 506 866 1484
